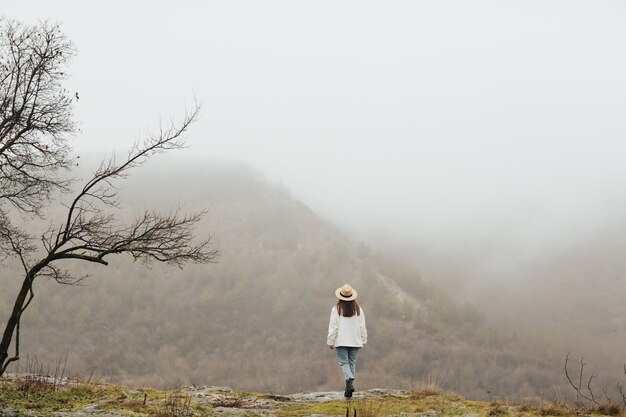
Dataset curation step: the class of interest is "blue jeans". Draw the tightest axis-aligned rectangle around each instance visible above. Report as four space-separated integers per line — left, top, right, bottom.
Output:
335 347 360 381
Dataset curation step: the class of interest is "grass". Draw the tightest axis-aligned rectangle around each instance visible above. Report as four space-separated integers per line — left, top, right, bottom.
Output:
595 403 623 416
0 377 215 417
152 390 194 417
97 386 213 417
488 401 508 416
0 378 117 413
411 385 443 399
277 400 350 417
0 375 612 417
277 393 476 417
351 397 385 417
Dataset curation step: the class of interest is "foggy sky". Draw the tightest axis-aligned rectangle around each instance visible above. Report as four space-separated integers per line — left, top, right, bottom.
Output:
4 1 626 252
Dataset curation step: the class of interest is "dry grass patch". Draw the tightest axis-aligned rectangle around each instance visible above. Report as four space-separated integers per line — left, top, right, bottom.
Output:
594 402 622 416
351 398 385 417
411 385 444 399
153 391 194 417
488 402 508 416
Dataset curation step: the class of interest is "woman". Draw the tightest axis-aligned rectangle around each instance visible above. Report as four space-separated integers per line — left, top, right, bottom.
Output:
327 284 367 398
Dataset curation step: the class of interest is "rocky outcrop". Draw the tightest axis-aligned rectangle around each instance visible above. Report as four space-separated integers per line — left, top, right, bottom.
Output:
0 385 411 417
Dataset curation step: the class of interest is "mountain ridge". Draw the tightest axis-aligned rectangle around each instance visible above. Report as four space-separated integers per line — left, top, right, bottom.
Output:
0 161 561 400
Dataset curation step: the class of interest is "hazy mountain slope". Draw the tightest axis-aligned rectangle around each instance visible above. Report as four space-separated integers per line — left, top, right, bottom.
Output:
486 225 626 394
0 161 559 399
386 215 626 401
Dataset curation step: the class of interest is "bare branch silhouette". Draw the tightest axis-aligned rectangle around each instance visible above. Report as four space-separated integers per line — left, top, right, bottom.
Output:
564 353 600 406
0 20 217 374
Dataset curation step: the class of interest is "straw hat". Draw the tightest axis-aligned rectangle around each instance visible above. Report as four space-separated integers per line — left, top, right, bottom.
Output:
335 284 358 301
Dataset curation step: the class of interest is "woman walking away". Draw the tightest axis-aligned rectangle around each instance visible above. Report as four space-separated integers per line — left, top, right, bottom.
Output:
327 284 367 398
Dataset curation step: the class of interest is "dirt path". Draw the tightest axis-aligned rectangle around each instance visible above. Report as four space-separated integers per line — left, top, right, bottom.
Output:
376 273 422 310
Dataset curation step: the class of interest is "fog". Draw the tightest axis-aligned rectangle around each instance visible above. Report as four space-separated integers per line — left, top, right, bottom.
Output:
4 1 625 264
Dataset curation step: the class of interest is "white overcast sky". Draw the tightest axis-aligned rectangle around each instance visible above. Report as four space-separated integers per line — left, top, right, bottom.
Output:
4 1 626 250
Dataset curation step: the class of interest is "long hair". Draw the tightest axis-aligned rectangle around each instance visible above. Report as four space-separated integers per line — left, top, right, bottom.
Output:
336 299 361 317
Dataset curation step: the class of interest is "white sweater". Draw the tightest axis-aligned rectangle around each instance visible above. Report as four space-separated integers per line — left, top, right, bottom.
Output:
327 306 368 347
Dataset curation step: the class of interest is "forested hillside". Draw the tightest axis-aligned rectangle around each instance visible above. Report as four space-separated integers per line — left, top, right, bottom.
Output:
1 161 561 400
389 210 626 400
483 224 626 397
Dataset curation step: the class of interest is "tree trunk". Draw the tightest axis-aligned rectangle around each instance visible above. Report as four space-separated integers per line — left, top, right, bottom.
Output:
0 275 33 375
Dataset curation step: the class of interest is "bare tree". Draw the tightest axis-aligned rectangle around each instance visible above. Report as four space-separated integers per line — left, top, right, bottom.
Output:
0 20 217 375
617 365 626 412
564 353 600 407
0 19 75 216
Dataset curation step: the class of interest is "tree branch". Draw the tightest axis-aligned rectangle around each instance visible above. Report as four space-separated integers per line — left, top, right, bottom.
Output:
565 353 600 406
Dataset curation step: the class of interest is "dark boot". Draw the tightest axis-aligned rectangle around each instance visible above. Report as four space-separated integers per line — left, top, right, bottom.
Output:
344 378 355 398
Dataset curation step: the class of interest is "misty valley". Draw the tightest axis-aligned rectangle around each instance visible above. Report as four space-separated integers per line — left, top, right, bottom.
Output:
2 5 626 416
2 162 626 403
